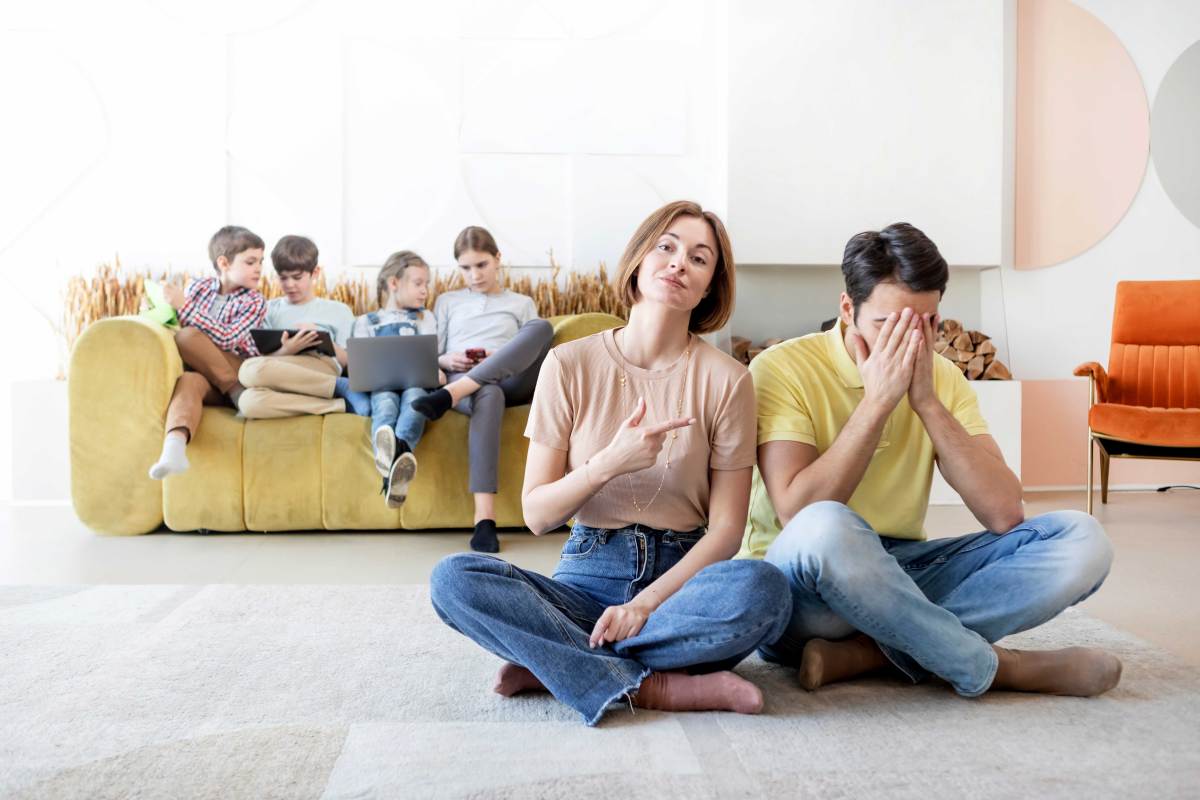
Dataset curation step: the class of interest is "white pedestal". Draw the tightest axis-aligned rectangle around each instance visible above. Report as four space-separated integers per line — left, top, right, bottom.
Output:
11 379 70 505
930 380 1022 505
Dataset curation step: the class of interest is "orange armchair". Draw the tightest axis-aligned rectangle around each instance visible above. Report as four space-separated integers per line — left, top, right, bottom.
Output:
1073 280 1200 513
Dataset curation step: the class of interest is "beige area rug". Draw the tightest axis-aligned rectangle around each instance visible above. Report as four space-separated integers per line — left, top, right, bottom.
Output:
0 584 1197 799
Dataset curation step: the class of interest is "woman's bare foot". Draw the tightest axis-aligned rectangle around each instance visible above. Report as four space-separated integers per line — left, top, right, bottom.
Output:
632 671 764 714
991 646 1123 697
799 634 889 690
493 662 546 696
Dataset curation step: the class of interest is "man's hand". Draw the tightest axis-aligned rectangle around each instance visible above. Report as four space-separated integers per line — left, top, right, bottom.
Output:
908 312 939 413
162 284 185 310
276 330 320 356
847 308 922 413
589 598 654 647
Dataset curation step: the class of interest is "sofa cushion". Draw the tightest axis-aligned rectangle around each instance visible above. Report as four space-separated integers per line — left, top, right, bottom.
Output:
244 416 325 531
163 407 245 532
321 413 403 530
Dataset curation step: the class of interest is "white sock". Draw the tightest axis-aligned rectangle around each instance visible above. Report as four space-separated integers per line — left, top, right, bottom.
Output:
148 431 189 480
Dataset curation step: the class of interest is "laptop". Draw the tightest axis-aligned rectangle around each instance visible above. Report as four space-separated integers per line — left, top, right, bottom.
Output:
347 335 439 392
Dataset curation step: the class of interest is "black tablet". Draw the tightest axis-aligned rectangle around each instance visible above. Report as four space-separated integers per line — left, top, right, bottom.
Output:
250 328 337 357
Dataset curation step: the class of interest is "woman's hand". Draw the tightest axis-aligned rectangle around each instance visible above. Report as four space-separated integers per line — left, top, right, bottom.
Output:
277 330 320 356
439 352 475 373
589 598 655 647
590 398 694 480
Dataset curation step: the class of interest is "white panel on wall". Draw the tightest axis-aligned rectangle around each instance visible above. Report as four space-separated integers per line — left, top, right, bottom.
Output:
226 7 344 264
461 155 570 267
727 0 1004 266
460 41 575 154
343 37 462 267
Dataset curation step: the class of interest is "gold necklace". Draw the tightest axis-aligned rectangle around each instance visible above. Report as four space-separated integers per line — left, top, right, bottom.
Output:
616 333 691 514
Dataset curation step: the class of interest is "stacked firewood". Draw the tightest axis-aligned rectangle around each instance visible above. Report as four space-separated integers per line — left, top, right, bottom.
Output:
933 319 1011 380
732 320 1011 381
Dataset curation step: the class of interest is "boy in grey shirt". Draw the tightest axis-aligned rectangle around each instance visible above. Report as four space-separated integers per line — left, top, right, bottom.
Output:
236 235 354 419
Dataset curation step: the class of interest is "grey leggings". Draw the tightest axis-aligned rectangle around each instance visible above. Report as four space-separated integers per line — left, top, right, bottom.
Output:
448 318 555 494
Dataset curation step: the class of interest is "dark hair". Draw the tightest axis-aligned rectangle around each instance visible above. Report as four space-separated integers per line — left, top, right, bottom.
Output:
453 226 499 260
208 225 265 272
841 223 948 315
271 235 319 274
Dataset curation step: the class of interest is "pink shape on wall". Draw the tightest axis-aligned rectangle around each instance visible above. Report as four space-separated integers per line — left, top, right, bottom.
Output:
1014 0 1149 270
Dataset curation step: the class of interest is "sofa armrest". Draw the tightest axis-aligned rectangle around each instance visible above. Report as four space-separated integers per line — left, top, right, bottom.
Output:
1072 361 1109 404
69 317 182 534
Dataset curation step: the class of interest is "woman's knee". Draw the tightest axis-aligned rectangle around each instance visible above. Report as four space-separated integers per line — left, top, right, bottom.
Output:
524 318 554 345
429 552 505 608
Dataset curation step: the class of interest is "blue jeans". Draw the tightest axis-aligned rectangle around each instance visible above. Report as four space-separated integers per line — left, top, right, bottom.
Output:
370 387 429 447
761 501 1114 696
430 524 793 726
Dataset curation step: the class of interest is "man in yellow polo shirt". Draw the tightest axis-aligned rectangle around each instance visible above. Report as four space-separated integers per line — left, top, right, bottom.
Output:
742 223 1122 699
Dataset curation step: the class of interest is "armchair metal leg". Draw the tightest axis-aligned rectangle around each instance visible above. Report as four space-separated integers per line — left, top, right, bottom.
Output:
1086 433 1094 515
1100 447 1110 505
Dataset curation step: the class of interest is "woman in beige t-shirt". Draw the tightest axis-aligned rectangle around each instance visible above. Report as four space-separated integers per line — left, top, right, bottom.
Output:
430 201 793 726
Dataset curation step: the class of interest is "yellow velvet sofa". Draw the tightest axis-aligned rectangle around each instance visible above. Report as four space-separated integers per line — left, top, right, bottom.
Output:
69 312 624 535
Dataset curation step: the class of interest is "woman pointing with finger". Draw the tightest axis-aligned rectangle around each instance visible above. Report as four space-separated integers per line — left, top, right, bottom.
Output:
429 201 793 726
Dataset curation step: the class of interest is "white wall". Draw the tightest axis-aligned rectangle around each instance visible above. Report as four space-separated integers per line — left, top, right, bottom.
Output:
726 0 1005 267
0 0 730 388
998 0 1200 380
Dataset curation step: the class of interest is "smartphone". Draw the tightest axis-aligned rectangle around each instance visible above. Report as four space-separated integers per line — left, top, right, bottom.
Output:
466 348 487 363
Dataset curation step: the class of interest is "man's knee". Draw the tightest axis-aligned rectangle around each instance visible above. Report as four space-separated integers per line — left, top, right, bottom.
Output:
773 501 867 561
1045 510 1114 589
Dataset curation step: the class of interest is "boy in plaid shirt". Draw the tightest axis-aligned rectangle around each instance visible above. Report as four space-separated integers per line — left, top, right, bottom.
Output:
149 225 267 480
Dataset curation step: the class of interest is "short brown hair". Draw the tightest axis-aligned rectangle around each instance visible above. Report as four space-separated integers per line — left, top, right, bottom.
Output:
208 225 264 272
614 200 736 334
271 235 319 274
453 226 499 260
377 250 429 307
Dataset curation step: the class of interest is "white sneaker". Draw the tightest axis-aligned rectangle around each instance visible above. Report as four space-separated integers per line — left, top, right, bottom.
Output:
386 451 418 509
373 425 396 477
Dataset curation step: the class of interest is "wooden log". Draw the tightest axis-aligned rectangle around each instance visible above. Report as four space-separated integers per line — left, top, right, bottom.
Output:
942 318 963 336
983 352 995 365
762 338 785 349
732 336 751 363
976 339 997 357
748 347 765 362
983 359 1012 380
968 330 989 346
951 332 973 351
953 348 973 363
966 355 986 380
933 340 950 355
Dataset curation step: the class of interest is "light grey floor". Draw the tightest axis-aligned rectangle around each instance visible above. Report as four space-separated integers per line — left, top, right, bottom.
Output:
3 489 1198 664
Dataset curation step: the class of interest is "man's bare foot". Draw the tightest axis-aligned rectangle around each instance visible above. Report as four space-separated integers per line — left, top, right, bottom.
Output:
633 671 764 714
991 646 1122 697
493 662 546 696
799 634 890 690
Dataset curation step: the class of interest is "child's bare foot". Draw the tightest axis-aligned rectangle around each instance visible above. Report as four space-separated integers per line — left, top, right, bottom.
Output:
633 671 764 714
493 663 545 696
799 633 890 690
991 646 1122 697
